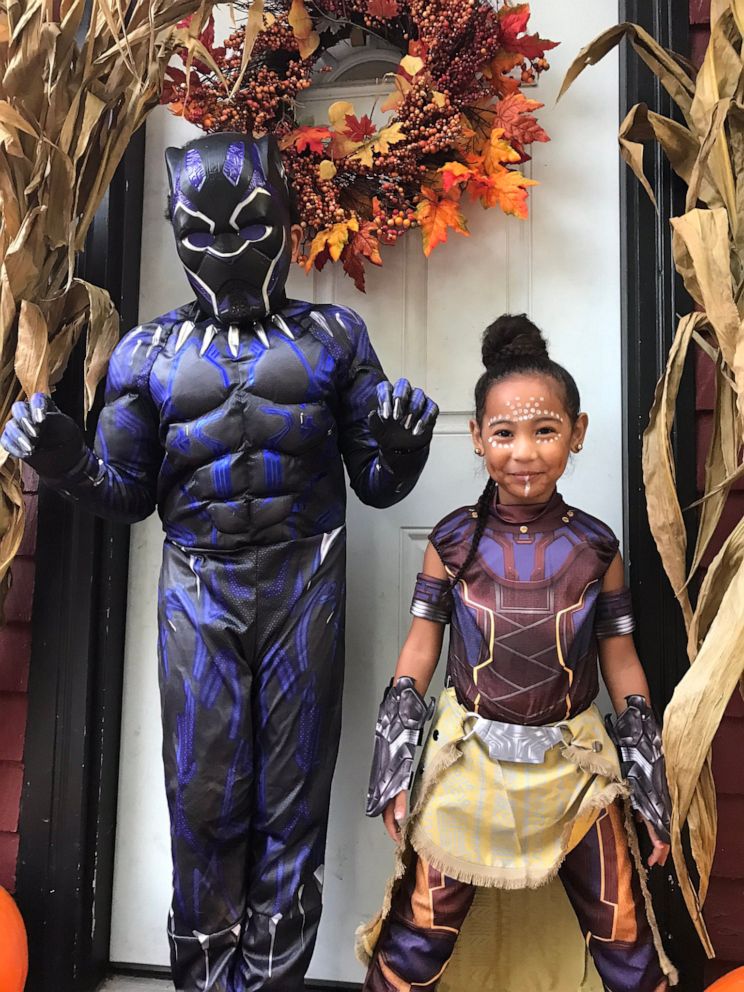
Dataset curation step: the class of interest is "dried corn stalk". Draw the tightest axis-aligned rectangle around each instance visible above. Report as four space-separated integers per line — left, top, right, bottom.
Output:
0 0 218 603
561 4 744 956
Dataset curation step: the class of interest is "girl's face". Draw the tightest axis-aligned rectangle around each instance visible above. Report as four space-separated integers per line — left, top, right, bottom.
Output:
470 373 588 505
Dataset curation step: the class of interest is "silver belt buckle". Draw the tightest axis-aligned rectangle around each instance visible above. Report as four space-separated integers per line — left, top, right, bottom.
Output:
470 717 566 764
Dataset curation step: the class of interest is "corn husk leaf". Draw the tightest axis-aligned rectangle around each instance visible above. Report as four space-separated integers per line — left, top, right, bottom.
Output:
686 358 741 582
559 22 696 126
617 103 723 209
664 532 744 954
642 312 703 629
230 0 264 98
671 210 744 429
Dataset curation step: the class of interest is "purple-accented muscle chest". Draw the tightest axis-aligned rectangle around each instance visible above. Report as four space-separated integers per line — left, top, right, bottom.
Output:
424 493 622 725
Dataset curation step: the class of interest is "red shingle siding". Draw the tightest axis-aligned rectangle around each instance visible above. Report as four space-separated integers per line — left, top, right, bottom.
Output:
0 469 37 892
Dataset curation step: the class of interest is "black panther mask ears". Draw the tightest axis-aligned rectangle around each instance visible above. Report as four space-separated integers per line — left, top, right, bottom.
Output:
165 132 293 324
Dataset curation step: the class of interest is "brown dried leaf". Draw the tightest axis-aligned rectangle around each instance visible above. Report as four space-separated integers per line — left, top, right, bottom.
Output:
230 0 264 97
664 533 744 954
686 360 740 581
14 299 48 397
688 16 739 229
685 98 731 214
288 0 319 60
642 312 704 630
559 22 695 125
79 280 120 418
671 211 744 430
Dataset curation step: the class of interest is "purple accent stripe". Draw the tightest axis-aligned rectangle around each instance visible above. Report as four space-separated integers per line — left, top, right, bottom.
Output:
223 141 245 186
248 142 267 191
184 148 206 191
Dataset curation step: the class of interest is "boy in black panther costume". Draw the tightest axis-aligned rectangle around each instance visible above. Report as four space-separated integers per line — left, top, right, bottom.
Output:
1 133 438 992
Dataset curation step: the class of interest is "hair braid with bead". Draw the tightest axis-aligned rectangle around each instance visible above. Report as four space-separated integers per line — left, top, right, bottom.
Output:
448 476 496 590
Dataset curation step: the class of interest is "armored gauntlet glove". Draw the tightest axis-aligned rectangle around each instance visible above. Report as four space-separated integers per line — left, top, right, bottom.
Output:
1 394 88 480
366 676 435 818
605 695 671 844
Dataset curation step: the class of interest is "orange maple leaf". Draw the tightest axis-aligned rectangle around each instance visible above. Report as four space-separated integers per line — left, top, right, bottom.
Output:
327 101 362 157
491 93 549 152
350 221 383 266
440 161 475 194
482 127 521 176
367 0 399 18
281 125 332 154
305 217 360 270
416 186 469 257
341 245 367 291
498 3 559 61
341 222 383 290
477 168 537 218
486 51 524 97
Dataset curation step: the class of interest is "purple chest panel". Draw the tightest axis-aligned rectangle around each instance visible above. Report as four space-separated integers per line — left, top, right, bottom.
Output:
430 494 618 725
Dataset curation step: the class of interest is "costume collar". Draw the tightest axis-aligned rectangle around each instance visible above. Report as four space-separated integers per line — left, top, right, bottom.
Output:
191 290 290 327
489 489 569 532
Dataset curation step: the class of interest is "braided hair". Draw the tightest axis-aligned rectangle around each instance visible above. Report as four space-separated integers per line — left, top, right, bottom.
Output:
449 314 581 591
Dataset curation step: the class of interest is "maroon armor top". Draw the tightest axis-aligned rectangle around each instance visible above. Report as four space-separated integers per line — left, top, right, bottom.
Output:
411 491 635 726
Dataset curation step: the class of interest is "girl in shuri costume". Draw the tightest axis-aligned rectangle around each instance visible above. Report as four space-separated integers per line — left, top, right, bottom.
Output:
358 315 677 992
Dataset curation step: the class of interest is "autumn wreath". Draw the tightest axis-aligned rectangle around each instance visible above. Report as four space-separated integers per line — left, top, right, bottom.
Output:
164 1 557 289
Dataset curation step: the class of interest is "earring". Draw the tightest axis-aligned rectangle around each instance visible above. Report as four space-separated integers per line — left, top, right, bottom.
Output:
575 442 583 452
474 448 483 456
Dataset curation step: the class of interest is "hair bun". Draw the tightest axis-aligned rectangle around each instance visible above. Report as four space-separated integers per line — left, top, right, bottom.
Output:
481 313 549 368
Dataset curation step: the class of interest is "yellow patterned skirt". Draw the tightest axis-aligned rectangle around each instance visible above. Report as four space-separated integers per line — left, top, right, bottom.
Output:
357 689 676 992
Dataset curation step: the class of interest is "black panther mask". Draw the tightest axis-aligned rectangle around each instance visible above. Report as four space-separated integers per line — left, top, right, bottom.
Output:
165 132 293 324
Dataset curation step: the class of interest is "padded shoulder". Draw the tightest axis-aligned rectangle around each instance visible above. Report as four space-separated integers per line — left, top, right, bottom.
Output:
428 505 477 572
568 506 620 565
106 318 175 399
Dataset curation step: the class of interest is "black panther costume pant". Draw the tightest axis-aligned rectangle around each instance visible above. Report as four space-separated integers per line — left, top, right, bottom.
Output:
158 526 346 992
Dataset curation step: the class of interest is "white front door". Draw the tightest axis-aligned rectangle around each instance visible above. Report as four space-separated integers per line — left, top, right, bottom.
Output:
110 2 623 980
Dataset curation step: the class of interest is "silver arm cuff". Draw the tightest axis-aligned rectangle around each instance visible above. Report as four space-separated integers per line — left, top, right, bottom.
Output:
411 598 451 624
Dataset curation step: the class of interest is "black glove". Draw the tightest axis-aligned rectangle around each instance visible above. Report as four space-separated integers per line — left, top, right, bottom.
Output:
368 378 438 454
1 393 88 479
605 695 671 844
366 676 435 818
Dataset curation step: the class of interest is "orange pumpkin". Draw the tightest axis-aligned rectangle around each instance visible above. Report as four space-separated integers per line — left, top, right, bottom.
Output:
708 968 744 991
0 887 28 992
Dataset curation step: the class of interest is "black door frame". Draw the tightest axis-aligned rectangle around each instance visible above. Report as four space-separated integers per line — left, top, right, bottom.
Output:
619 3 704 990
15 4 706 988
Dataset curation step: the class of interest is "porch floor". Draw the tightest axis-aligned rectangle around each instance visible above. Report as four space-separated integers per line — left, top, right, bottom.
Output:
99 980 171 992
